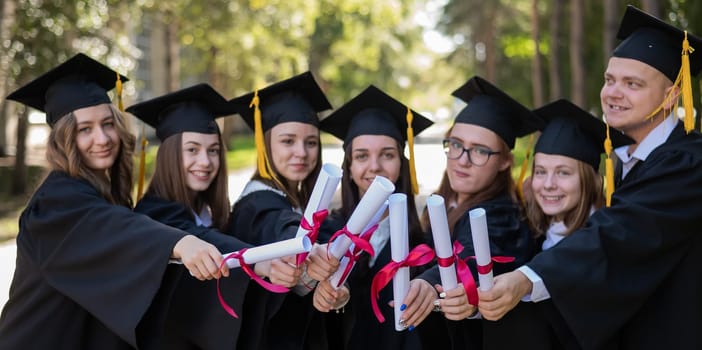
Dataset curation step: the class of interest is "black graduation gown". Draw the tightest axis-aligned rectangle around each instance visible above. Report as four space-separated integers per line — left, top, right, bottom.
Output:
527 123 702 349
319 211 424 350
227 186 319 350
418 193 545 350
134 193 252 350
0 171 186 350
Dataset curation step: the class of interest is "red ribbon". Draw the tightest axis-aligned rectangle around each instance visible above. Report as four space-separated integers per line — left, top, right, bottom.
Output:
217 248 290 318
295 209 329 265
448 241 480 306
370 244 436 322
466 255 516 275
328 224 378 288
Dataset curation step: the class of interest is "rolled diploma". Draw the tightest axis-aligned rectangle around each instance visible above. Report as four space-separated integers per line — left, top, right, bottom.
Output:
426 194 457 290
225 235 312 268
469 208 493 291
328 199 389 289
295 163 342 238
389 193 410 331
328 175 395 259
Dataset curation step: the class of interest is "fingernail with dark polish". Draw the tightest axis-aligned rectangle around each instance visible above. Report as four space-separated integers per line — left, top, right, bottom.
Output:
408 325 415 331
400 304 407 311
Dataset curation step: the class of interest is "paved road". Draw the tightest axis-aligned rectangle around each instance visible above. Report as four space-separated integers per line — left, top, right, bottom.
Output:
0 143 446 311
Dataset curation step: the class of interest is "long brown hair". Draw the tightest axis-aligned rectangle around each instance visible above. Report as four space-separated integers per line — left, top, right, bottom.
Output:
526 159 604 237
420 126 516 236
250 128 322 209
46 104 135 207
339 141 424 247
146 133 230 231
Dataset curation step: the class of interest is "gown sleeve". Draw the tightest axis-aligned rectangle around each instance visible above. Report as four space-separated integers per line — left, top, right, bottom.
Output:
20 172 187 347
227 189 302 245
527 141 702 349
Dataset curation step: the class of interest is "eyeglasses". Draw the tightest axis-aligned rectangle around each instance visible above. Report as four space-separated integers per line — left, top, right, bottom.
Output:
442 138 500 166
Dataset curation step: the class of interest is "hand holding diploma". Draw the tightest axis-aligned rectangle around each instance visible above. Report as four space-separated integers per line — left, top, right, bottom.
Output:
478 270 532 321
370 194 434 330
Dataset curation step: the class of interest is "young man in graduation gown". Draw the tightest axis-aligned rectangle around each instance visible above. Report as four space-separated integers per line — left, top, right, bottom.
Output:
478 6 702 349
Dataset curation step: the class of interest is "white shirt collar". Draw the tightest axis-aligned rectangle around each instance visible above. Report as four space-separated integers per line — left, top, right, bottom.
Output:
194 206 213 227
614 114 678 163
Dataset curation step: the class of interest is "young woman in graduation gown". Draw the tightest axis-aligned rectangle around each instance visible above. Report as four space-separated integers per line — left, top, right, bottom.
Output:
507 99 634 349
128 83 300 350
0 54 229 350
227 72 339 350
313 85 433 350
399 76 545 350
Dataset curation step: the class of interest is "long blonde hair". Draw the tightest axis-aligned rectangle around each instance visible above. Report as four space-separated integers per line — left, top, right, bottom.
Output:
146 133 230 231
46 104 135 207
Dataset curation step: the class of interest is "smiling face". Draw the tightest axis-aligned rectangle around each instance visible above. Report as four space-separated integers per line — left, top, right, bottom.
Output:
531 153 582 221
269 121 320 187
445 123 511 202
600 56 675 143
74 103 120 174
349 134 402 197
181 131 220 193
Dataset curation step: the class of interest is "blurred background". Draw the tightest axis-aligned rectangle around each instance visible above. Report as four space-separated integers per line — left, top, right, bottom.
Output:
1 0 702 244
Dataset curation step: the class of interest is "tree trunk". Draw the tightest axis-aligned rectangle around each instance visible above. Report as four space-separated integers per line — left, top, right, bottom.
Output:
12 106 28 195
0 0 17 156
165 17 180 91
531 0 544 107
641 0 661 18
570 0 586 107
548 0 563 100
603 0 618 66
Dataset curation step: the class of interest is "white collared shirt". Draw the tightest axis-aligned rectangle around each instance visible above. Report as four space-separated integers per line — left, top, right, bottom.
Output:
614 114 678 178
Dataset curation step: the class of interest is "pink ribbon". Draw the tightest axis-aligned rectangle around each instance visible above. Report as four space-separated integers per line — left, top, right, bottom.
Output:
217 248 290 318
370 244 435 322
295 209 329 265
327 224 378 288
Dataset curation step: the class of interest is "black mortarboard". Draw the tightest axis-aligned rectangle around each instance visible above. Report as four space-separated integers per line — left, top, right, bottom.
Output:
230 71 332 131
320 85 433 194
320 85 433 147
533 99 634 170
452 76 543 149
613 5 702 81
126 83 235 141
6 53 128 127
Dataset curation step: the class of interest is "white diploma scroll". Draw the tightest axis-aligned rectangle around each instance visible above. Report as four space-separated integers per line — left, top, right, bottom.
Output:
224 236 312 268
295 163 342 239
426 194 457 290
328 175 395 259
468 208 493 291
389 193 410 331
328 199 389 289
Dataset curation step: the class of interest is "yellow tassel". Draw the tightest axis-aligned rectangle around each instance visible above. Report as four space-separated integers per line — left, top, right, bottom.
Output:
115 72 124 112
136 124 148 201
516 133 536 205
681 31 695 133
604 124 614 207
405 107 418 195
250 90 277 180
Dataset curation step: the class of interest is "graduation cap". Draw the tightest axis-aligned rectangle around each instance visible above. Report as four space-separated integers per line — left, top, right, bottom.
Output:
320 85 434 194
6 53 128 127
229 72 333 181
534 99 634 170
451 76 543 149
613 5 702 132
126 83 235 142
